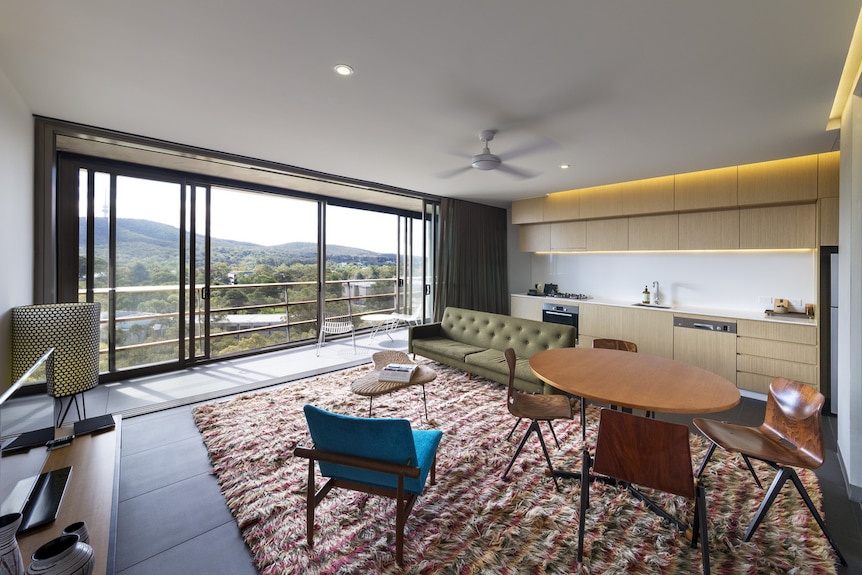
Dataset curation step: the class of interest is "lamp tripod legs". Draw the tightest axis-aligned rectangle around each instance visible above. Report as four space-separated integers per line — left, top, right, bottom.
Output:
54 393 86 427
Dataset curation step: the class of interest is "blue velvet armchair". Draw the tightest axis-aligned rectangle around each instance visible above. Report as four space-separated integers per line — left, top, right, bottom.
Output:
294 404 443 566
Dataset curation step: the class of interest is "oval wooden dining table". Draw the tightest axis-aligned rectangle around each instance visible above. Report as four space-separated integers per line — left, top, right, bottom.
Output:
530 347 740 415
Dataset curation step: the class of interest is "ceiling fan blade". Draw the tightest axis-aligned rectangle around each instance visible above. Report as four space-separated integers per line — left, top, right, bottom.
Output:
496 164 538 179
497 137 559 162
436 165 474 179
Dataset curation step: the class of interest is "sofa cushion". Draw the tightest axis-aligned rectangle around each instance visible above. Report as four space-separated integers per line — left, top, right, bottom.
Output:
439 307 575 357
465 348 539 383
410 337 486 362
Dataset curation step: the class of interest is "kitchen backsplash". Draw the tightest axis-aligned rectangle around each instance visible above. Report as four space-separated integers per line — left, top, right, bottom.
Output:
520 250 816 313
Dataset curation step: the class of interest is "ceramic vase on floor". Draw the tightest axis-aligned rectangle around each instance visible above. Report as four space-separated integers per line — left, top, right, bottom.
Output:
0 513 24 575
24 535 93 575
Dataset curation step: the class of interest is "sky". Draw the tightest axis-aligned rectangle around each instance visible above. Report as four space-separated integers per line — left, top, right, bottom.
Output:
84 175 402 253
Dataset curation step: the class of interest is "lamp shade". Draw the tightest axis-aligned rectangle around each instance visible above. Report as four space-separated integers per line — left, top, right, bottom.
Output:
11 303 101 398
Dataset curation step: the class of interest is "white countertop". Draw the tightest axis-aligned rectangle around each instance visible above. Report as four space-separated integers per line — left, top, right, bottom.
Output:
512 293 818 326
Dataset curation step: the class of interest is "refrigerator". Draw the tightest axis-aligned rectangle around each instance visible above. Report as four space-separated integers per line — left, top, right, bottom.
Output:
831 251 839 415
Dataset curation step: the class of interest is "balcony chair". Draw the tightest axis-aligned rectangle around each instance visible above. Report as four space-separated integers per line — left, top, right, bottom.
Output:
294 404 443 566
692 377 846 566
580 408 710 573
501 347 574 492
316 298 356 356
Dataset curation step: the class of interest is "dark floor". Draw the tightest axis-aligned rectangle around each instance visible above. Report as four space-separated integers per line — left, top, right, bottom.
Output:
115 393 862 574
3 333 861 573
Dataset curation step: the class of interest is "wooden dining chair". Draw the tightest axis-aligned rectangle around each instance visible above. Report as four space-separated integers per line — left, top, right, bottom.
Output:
591 339 651 417
692 377 846 566
580 408 710 573
501 347 574 491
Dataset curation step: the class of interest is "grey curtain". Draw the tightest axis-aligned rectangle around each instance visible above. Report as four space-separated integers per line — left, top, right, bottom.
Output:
434 198 509 318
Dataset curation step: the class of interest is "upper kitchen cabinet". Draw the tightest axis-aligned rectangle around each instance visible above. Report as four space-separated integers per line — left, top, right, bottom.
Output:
550 221 586 251
621 175 675 215
737 155 818 206
739 204 816 249
674 166 737 211
580 183 623 219
678 209 740 250
543 189 579 222
511 197 546 224
818 151 840 198
586 218 628 251
628 214 679 251
519 223 551 252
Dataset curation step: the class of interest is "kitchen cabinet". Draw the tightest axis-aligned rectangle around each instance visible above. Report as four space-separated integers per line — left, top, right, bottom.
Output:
820 197 839 246
510 295 544 322
736 318 818 394
672 317 737 385
621 175 675 215
818 151 840 198
580 183 623 219
543 190 579 222
738 204 816 249
550 221 586 250
678 209 739 250
585 218 628 251
519 223 550 252
577 303 673 358
737 155 818 206
512 197 545 224
628 214 679 251
674 166 738 211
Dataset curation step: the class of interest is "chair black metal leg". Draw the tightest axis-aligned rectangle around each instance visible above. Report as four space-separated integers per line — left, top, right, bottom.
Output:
788 468 847 565
532 421 560 491
421 384 428 421
741 454 763 489
577 448 591 564
744 466 790 541
545 420 561 449
502 422 535 479
694 483 710 575
506 418 523 441
695 442 717 478
367 397 373 417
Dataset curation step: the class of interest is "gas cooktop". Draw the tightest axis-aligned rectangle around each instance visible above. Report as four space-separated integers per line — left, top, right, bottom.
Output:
532 292 591 300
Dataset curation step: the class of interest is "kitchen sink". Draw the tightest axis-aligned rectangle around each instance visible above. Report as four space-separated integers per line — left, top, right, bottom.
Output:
632 302 672 309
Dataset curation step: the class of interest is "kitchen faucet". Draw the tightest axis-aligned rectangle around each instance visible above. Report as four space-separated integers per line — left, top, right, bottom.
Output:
652 281 660 305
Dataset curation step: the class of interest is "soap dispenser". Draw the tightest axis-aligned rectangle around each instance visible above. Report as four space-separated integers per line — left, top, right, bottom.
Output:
642 285 650 304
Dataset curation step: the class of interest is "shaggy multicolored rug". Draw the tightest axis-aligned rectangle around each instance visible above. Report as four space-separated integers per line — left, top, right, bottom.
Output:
192 361 840 575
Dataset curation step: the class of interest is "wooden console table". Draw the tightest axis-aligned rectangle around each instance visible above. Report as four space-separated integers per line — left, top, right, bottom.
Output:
12 415 121 575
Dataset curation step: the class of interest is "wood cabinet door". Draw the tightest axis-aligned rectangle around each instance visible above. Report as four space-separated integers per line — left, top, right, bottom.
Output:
543 190 579 222
510 296 544 321
628 214 679 251
578 304 623 340
512 197 546 224
674 166 738 211
550 221 586 250
738 155 818 206
678 210 739 250
621 176 675 215
621 307 674 358
739 204 816 249
585 218 628 251
673 326 737 384
519 223 551 252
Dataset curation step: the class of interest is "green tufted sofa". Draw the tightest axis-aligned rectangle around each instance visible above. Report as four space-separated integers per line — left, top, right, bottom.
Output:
408 306 577 394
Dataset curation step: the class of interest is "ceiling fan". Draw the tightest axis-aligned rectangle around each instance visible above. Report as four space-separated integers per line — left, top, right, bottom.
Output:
438 129 547 179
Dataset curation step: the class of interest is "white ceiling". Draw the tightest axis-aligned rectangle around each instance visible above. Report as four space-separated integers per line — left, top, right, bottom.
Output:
1 1 859 207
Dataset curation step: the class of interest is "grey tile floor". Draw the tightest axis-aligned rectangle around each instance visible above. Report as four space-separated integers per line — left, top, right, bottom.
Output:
2 329 861 574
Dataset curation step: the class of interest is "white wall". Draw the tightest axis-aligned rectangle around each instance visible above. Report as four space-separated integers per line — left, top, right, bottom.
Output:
0 66 35 385
517 250 816 313
838 90 862 501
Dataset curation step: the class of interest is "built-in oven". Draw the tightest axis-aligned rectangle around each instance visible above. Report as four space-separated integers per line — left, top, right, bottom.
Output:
542 302 579 332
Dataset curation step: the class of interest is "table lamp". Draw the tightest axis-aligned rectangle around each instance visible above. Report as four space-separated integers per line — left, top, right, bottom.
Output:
11 302 101 427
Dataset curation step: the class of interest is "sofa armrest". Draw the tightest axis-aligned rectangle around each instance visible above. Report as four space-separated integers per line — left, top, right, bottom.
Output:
409 322 442 352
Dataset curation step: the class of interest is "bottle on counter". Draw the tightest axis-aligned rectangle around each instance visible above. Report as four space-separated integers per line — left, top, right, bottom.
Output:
642 285 650 304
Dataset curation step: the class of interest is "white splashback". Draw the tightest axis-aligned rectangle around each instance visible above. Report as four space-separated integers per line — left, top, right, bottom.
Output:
528 251 817 313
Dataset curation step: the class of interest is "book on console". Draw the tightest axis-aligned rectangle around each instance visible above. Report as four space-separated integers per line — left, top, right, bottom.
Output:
379 363 417 383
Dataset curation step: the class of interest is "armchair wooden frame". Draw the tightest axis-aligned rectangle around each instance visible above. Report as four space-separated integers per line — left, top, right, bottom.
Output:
293 446 435 566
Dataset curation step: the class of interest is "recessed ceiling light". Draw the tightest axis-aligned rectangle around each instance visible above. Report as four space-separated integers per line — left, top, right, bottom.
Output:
560 164 571 169
334 64 354 76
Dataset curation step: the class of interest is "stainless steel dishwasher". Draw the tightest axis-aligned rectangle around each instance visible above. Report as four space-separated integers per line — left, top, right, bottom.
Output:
672 316 738 384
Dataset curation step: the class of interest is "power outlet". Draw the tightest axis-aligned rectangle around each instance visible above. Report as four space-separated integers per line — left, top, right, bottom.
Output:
788 298 803 312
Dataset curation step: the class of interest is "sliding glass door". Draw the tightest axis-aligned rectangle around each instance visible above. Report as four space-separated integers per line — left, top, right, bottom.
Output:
61 156 436 380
